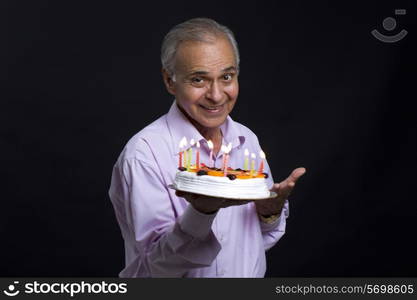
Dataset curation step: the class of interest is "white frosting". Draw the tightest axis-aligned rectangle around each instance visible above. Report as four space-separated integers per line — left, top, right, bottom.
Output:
174 171 270 199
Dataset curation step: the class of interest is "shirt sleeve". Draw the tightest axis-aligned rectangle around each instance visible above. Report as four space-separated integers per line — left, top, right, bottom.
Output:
259 200 289 251
258 152 290 251
109 155 221 278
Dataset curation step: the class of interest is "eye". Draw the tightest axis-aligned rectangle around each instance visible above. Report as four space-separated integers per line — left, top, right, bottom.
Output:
190 77 207 87
223 73 234 81
191 77 204 83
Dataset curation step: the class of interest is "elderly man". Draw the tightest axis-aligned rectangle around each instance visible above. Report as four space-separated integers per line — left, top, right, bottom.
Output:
109 18 305 277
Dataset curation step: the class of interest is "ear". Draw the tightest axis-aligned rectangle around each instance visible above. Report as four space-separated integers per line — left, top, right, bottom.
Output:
162 68 176 95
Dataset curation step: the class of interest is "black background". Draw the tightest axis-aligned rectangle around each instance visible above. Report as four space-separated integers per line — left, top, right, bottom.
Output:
1 1 416 277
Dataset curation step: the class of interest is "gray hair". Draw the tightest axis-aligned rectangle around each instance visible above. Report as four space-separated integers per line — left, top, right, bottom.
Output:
161 18 240 80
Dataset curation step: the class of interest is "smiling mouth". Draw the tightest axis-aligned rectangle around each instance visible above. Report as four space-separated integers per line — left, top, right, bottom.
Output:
199 104 224 113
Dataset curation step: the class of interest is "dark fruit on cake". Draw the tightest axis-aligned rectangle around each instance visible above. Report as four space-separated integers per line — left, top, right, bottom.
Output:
178 163 268 180
227 174 237 180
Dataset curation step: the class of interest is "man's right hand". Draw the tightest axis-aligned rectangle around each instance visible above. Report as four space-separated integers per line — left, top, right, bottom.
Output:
175 190 252 214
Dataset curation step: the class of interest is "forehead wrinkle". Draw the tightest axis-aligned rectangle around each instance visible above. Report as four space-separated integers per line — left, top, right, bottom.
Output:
186 65 236 78
175 38 236 76
184 59 236 78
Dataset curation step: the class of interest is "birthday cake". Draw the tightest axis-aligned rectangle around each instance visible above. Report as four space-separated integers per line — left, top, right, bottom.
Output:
172 138 271 199
174 164 270 200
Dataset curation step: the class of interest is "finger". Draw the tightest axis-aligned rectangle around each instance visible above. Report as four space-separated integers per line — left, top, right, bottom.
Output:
175 190 185 197
189 193 199 200
276 180 294 200
236 200 252 205
287 167 306 185
221 200 251 207
281 168 305 194
176 190 199 200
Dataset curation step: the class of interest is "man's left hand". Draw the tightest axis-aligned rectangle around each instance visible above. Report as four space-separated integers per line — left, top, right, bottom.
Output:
255 167 306 216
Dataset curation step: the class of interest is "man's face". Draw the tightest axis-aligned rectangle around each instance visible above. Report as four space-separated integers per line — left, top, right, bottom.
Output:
164 36 239 129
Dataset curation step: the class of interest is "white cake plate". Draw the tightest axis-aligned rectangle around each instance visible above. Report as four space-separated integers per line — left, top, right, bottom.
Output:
168 184 278 201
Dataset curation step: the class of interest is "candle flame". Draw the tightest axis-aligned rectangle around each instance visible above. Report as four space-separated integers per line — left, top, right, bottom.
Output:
259 150 266 159
244 148 249 156
251 153 256 159
190 138 195 146
179 136 187 148
221 145 227 153
220 142 232 154
207 140 213 150
196 141 200 148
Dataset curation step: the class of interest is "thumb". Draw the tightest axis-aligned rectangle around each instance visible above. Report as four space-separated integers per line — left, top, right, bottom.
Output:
270 183 280 192
176 190 185 197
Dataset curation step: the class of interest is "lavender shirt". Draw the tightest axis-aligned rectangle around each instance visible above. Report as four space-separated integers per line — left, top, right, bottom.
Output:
109 101 289 277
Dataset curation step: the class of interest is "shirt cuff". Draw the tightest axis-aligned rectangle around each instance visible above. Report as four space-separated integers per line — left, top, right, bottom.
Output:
178 204 217 240
259 213 281 224
259 200 289 232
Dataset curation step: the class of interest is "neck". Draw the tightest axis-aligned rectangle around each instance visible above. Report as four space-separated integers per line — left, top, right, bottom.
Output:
177 104 223 154
197 126 223 156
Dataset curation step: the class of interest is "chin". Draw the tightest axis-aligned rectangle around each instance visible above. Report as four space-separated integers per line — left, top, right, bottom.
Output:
198 117 226 129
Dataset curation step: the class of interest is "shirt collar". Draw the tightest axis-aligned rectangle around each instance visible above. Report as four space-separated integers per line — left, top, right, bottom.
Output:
166 100 245 156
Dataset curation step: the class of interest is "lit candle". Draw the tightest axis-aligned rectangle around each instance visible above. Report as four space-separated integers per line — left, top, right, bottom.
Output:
258 150 265 173
250 153 256 176
196 141 200 169
183 138 188 169
188 139 195 170
221 144 227 171
207 140 214 168
243 148 249 170
178 137 186 168
223 142 232 176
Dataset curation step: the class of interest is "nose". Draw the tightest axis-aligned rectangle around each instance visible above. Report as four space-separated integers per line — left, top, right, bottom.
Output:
205 81 223 103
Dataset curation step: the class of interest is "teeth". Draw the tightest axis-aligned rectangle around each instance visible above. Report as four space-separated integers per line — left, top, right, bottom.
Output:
202 105 221 110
